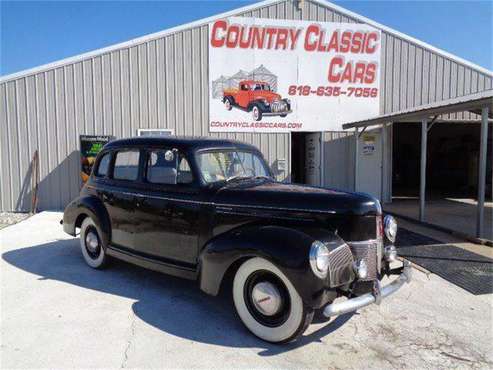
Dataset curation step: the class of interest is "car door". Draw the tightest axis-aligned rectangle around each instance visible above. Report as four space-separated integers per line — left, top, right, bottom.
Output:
132 148 204 266
236 82 251 108
102 148 142 250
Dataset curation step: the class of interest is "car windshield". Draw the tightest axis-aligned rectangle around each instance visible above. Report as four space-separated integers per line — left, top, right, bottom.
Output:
254 84 271 91
198 150 272 183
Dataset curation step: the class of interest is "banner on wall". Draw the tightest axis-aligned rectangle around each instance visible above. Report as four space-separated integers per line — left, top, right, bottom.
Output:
80 135 113 183
209 17 381 133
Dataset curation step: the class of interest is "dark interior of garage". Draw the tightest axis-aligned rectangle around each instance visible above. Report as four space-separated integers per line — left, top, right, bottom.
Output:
392 121 492 199
291 132 307 184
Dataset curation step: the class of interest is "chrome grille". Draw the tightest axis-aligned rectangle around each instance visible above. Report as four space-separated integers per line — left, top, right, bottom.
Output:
348 240 379 281
271 100 288 113
327 244 354 287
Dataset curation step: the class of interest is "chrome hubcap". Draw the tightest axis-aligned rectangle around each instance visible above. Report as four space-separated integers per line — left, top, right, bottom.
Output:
85 231 99 252
253 108 259 119
251 281 282 316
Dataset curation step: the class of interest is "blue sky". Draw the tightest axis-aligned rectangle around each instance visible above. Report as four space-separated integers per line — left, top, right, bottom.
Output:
1 0 492 76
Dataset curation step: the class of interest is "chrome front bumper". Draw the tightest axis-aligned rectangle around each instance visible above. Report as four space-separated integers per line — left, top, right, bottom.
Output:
323 260 412 318
263 110 292 116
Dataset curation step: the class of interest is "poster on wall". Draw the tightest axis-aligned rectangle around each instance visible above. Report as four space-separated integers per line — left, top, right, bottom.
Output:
209 17 381 133
362 133 376 155
80 135 113 183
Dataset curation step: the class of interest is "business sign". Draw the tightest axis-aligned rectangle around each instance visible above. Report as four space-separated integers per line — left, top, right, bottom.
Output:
209 17 381 132
80 135 113 183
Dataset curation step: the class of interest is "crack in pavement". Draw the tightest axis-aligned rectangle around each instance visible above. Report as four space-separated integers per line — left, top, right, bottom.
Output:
121 311 137 369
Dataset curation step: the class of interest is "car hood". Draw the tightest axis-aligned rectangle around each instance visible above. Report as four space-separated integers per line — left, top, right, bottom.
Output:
212 180 380 217
254 91 282 102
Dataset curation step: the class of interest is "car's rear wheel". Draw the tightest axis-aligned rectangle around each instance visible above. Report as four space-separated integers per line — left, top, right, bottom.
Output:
233 257 313 343
224 98 232 111
80 217 107 269
252 105 262 121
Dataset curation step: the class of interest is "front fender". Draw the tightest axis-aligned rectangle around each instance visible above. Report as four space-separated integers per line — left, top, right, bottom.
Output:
62 195 111 248
247 100 269 112
198 225 346 309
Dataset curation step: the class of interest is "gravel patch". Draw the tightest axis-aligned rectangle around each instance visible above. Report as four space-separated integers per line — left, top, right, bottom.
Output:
0 212 31 230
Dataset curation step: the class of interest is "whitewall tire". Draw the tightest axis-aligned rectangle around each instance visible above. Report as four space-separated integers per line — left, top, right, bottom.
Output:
80 217 107 269
233 257 313 343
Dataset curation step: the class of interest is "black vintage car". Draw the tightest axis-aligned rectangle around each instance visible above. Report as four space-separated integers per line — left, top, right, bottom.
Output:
62 136 411 343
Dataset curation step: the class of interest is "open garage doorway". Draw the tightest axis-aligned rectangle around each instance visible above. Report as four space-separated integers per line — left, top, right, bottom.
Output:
393 122 492 199
291 132 322 186
390 121 492 240
291 132 307 184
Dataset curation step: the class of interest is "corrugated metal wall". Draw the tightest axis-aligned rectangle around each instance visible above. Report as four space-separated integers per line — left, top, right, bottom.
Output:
1 0 492 211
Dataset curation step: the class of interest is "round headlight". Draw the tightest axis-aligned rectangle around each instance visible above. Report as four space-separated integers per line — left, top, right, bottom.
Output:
384 215 398 243
309 241 330 278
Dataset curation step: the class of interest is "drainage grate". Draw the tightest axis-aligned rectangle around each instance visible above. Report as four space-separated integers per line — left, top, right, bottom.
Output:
395 228 493 295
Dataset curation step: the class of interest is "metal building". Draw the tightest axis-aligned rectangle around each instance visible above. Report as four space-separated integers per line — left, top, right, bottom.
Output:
1 0 492 213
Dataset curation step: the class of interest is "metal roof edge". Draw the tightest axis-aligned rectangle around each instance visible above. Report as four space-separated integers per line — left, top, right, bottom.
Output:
0 0 283 83
1 0 491 84
312 0 493 77
341 89 493 129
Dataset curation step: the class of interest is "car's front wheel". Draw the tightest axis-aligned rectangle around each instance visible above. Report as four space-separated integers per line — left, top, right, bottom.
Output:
80 217 107 269
252 105 262 121
233 257 313 343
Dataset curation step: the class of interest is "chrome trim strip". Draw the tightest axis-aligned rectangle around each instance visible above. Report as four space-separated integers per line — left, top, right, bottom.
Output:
86 185 339 215
323 260 412 318
347 239 378 246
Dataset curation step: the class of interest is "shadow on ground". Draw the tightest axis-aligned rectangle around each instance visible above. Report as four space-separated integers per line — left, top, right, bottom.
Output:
2 238 353 355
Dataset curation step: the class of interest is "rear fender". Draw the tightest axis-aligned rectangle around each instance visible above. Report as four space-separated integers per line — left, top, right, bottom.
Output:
198 225 345 308
62 196 111 248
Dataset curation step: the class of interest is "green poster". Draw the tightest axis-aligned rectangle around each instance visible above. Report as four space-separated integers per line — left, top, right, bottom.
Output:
80 135 113 182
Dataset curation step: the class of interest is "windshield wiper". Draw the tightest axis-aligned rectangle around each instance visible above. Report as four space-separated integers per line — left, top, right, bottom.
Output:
225 175 250 183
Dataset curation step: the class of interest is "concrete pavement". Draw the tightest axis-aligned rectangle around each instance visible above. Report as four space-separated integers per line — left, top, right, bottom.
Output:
1 212 492 369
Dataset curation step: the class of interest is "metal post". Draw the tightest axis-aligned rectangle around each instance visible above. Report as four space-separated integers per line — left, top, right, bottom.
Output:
320 131 325 187
419 118 428 222
477 106 489 238
354 127 359 192
381 123 386 202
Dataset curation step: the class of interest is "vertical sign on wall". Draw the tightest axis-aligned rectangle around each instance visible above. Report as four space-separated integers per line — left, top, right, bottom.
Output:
209 17 381 133
80 135 113 183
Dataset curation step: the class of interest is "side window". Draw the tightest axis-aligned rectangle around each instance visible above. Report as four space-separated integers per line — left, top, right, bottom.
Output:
146 150 178 184
95 152 111 177
113 150 140 181
146 150 194 185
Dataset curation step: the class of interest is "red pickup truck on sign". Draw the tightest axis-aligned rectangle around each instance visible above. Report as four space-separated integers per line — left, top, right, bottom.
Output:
223 80 292 121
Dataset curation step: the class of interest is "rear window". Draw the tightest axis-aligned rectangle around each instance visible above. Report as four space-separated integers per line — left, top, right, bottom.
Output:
95 152 111 177
113 150 140 181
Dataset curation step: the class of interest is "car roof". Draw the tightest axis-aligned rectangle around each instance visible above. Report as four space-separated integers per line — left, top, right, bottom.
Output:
104 136 260 152
241 80 270 85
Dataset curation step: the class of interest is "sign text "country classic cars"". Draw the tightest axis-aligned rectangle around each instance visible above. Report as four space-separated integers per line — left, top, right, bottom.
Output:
210 20 379 84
